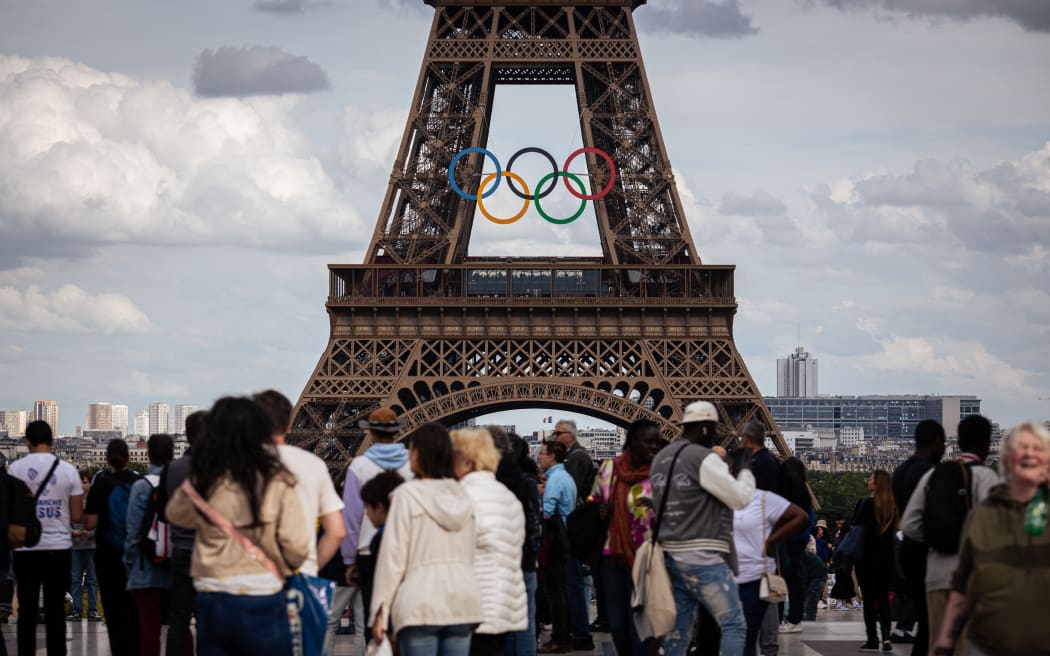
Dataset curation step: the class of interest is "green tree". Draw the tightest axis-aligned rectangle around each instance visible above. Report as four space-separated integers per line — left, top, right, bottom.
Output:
810 472 868 526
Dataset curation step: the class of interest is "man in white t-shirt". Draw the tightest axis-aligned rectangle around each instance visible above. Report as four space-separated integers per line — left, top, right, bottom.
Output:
8 420 84 655
254 390 345 576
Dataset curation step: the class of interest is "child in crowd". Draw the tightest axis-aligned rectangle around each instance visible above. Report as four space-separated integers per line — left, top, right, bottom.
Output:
803 544 829 621
359 471 405 603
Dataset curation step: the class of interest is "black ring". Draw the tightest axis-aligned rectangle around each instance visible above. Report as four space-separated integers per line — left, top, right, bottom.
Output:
505 147 559 200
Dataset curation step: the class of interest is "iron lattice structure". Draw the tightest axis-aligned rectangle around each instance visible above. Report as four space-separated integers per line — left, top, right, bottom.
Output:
291 0 787 467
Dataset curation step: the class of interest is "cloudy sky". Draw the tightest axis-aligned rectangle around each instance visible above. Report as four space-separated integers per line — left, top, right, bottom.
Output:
1 0 1048 435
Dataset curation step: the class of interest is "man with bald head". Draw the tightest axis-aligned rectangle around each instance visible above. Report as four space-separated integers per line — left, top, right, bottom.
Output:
548 419 597 651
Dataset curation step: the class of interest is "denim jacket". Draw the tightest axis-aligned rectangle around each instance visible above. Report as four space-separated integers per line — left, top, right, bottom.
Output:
124 465 173 590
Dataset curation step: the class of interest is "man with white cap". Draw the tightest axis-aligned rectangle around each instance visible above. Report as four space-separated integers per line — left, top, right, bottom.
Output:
649 401 756 656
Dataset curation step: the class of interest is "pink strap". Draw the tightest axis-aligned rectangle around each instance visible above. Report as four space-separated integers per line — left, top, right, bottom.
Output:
180 479 283 583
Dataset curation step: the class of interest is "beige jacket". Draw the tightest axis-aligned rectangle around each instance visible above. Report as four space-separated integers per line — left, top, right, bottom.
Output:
370 479 483 633
166 473 309 589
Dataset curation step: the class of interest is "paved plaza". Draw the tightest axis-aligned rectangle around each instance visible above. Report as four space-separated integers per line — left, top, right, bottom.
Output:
2 607 914 656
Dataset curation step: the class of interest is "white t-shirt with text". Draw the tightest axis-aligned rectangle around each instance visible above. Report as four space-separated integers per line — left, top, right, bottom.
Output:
8 452 84 551
278 444 344 576
733 490 791 584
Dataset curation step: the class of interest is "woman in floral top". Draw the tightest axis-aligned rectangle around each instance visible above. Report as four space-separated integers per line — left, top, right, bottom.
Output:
588 419 664 656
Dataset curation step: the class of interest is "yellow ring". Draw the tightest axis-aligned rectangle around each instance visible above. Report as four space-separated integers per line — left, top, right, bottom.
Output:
476 171 530 224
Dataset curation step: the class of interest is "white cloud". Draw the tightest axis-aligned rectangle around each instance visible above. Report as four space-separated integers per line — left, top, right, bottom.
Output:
719 189 788 215
637 0 758 38
794 142 1050 256
114 371 190 398
1007 244 1050 272
0 55 362 258
340 107 409 174
0 284 151 334
817 0 1050 33
192 46 331 97
856 335 1039 397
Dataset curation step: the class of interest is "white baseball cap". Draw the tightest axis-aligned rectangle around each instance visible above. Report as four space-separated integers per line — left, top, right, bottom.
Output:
676 401 719 425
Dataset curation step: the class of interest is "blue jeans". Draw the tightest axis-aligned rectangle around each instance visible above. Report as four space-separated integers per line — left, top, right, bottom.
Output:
196 591 291 656
737 580 768 656
398 624 473 656
777 542 806 625
70 548 98 615
804 577 825 621
601 557 650 656
565 557 591 641
664 555 747 656
503 571 537 656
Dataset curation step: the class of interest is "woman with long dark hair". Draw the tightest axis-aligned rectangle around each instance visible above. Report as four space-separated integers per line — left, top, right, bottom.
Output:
776 457 814 634
371 423 483 656
855 470 898 652
504 434 543 656
166 397 309 654
587 419 662 656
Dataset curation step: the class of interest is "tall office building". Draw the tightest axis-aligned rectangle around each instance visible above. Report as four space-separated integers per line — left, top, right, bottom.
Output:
777 347 818 397
111 404 129 436
173 405 199 435
0 410 28 437
133 411 149 437
148 403 169 435
34 400 59 435
87 403 113 431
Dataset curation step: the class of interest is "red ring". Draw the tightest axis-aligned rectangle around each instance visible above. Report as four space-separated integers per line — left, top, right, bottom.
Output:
561 147 617 201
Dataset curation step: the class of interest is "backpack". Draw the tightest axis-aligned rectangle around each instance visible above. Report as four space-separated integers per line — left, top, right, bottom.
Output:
923 460 975 554
4 457 60 549
140 473 173 565
105 471 139 551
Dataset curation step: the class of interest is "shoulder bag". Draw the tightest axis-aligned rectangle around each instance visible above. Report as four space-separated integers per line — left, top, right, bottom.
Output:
831 499 866 569
181 480 333 656
758 492 788 603
567 462 616 565
631 442 689 641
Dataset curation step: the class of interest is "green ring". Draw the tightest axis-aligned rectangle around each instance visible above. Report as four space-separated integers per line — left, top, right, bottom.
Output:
534 171 588 225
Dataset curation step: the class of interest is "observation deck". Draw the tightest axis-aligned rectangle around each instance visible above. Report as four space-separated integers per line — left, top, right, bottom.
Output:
327 260 736 309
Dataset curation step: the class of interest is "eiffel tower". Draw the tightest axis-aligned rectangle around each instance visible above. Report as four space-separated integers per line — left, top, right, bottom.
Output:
291 0 787 466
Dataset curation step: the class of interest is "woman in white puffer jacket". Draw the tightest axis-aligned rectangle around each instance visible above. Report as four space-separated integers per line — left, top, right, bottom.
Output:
451 428 528 656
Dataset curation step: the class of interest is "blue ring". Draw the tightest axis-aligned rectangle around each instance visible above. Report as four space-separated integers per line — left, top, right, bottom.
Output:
448 147 502 201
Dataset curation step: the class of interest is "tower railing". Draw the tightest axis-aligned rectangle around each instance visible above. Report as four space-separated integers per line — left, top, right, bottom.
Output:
327 262 735 306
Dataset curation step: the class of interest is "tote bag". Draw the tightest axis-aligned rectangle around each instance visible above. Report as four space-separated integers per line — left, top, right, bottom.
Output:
631 442 689 641
182 480 333 656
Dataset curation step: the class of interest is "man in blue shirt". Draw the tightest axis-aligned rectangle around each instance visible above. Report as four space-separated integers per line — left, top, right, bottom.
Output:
538 440 576 653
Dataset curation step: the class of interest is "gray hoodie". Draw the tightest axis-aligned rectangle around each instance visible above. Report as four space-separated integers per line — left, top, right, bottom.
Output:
369 478 484 633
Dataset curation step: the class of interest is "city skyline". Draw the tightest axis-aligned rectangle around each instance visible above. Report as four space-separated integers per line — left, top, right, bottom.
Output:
0 1 1048 433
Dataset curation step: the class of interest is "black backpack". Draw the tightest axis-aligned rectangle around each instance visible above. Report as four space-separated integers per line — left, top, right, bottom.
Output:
138 471 172 566
923 460 975 554
4 457 60 549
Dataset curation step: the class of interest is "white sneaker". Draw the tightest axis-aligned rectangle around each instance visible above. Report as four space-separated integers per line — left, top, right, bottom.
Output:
853 601 864 609
817 601 827 609
779 622 802 634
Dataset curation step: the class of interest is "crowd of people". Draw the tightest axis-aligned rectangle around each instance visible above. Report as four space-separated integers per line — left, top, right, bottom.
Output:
0 395 1046 656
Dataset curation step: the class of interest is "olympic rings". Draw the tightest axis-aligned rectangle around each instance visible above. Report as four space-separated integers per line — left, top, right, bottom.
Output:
505 147 559 200
535 172 588 225
448 145 617 210
448 147 502 201
562 147 617 201
477 172 531 224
